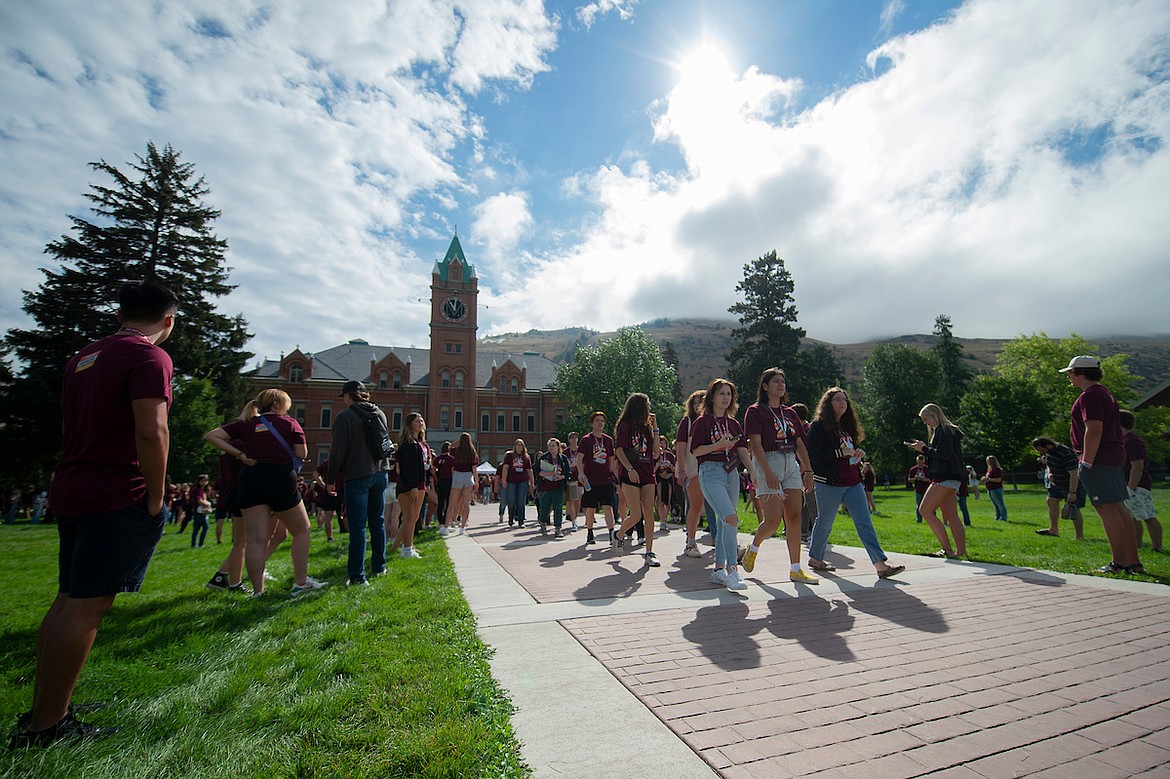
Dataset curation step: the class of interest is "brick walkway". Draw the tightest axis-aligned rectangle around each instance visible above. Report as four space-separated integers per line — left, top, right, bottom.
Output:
451 507 1170 778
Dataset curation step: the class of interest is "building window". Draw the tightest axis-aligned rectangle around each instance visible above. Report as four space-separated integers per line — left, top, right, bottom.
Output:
555 408 564 425
454 370 464 389
527 413 536 433
511 377 519 394
392 409 403 430
444 343 452 353
481 413 490 432
379 370 388 389
317 445 330 464
498 376 506 393
320 404 332 428
496 413 505 432
294 403 306 425
512 413 520 432
441 370 451 388
454 409 463 429
393 372 402 389
441 406 450 430
289 364 303 383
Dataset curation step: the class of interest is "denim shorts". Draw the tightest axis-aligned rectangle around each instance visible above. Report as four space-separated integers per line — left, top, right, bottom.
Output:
451 471 476 490
754 450 802 496
933 479 963 490
57 500 166 598
698 461 739 520
1078 463 1127 506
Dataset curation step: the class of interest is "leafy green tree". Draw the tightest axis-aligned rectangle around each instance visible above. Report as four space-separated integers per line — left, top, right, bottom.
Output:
1130 406 1170 471
553 326 682 442
790 345 843 407
859 343 942 477
167 377 223 482
659 339 685 404
3 142 252 479
994 333 1138 441
958 375 1050 487
932 314 972 413
725 250 805 401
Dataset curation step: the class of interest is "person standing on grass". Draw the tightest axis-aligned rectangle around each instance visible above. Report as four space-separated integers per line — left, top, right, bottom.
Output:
981 455 1008 521
188 474 213 548
907 455 930 523
536 438 572 538
740 368 817 584
806 387 905 579
613 393 662 567
206 389 327 597
565 431 582 532
331 380 391 587
389 413 427 559
1032 436 1085 539
12 281 176 747
576 411 618 546
908 403 967 559
448 433 479 535
1060 356 1145 574
861 462 878 514
1120 410 1162 553
206 436 250 593
691 379 755 591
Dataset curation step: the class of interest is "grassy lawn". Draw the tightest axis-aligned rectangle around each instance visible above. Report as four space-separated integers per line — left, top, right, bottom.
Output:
0 522 528 779
736 484 1170 585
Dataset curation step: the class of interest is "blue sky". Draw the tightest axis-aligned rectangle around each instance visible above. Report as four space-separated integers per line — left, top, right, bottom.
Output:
2 0 1169 368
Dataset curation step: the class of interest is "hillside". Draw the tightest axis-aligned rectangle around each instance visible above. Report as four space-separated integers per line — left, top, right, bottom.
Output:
480 319 1170 399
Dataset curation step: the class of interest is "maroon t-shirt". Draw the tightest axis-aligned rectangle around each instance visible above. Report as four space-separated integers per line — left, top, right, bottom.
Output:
656 450 677 480
615 420 655 482
984 466 1003 490
908 464 930 494
833 432 863 487
452 454 478 473
222 413 306 466
435 452 455 480
689 414 747 465
743 402 806 453
217 439 244 491
50 331 174 515
578 433 615 486
1123 431 1153 490
503 451 532 483
1069 384 1126 468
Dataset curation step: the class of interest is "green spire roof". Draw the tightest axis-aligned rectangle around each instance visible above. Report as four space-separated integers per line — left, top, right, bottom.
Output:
433 234 476 280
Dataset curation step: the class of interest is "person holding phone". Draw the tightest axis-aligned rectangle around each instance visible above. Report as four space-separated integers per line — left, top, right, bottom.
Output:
907 403 967 559
613 393 662 566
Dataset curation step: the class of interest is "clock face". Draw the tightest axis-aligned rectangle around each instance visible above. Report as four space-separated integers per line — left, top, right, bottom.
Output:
442 296 467 322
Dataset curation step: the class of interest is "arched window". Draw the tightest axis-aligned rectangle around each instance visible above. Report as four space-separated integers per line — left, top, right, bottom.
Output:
289 364 303 383
441 370 451 389
455 370 464 389
379 370 388 389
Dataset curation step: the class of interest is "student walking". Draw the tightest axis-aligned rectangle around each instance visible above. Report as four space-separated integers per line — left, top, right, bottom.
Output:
613 393 662 567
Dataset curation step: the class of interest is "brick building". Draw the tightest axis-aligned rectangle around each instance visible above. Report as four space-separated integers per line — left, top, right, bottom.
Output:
248 235 565 468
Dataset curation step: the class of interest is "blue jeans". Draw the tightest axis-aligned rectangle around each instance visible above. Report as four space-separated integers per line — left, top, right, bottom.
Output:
914 490 925 522
505 481 528 524
958 494 971 526
345 471 388 581
988 488 1007 520
809 482 888 565
699 462 740 567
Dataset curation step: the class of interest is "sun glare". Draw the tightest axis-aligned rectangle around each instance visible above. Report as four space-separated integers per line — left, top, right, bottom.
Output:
677 43 733 95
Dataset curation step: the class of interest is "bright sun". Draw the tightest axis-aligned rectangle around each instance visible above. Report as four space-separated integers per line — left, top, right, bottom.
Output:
677 43 733 94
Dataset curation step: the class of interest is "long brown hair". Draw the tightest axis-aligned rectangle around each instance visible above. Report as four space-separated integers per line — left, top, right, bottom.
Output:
399 413 424 449
813 386 864 442
701 378 738 418
756 367 789 407
615 392 652 439
685 390 705 420
453 432 477 465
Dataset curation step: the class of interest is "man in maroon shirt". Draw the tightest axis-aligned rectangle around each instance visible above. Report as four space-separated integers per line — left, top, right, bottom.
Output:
1061 355 1143 574
12 281 177 747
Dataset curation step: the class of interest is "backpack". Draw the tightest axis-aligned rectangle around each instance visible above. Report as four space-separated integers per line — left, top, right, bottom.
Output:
358 406 395 461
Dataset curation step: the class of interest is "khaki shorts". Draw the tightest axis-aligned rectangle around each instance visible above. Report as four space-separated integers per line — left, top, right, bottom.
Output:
567 481 581 501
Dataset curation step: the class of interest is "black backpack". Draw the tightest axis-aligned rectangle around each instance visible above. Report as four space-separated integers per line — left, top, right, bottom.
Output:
359 406 395 461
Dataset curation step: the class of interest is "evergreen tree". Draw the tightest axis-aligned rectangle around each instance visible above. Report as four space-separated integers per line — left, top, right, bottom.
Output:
3 142 251 478
726 250 805 403
932 314 972 414
790 345 842 407
659 339 684 404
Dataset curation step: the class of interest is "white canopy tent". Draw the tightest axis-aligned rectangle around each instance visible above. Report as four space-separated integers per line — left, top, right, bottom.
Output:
476 461 496 474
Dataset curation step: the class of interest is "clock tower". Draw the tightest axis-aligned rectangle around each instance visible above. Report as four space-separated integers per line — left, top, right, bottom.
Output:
428 234 478 443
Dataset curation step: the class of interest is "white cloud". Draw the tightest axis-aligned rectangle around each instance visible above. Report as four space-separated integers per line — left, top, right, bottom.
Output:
0 0 557 363
880 0 906 37
471 191 535 264
575 0 639 30
505 0 1170 345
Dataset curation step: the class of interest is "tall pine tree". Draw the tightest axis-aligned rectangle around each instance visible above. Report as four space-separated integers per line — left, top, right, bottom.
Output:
931 314 972 415
3 142 251 481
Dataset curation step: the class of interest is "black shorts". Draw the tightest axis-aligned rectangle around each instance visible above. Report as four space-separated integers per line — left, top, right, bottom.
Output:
238 463 302 513
1047 482 1086 507
656 478 674 501
57 500 165 598
1078 463 1128 507
581 482 615 509
215 485 242 519
317 492 341 511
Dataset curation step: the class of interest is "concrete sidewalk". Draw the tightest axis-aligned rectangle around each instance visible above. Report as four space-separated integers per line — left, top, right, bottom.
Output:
445 505 1170 778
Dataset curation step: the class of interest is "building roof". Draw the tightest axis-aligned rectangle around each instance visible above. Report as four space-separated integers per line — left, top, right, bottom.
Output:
252 343 558 391
431 234 477 281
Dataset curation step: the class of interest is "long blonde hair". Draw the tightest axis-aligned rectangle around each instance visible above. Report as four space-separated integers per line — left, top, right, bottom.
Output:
919 403 960 433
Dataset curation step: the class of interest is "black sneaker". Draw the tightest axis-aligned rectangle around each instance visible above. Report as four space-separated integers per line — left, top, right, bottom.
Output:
554 529 564 539
586 529 596 545
206 571 229 590
9 713 118 748
227 582 253 595
644 552 660 567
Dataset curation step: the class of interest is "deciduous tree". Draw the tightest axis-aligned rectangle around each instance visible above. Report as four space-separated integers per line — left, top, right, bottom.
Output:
859 343 942 477
958 375 1050 486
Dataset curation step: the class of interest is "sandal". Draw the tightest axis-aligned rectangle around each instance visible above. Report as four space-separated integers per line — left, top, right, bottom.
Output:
926 550 957 559
877 565 905 579
807 560 836 572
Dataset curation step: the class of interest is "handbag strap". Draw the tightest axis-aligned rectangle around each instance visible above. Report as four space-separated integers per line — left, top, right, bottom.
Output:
256 415 297 461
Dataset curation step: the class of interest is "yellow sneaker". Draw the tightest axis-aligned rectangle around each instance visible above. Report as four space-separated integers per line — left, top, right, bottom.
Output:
789 568 819 584
741 547 758 573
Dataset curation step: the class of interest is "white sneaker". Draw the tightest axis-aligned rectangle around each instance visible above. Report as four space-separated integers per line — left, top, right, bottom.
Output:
710 568 729 586
725 570 749 591
291 576 328 597
263 570 276 582
571 520 579 532
685 541 703 558
439 526 449 537
405 548 421 559
458 526 466 535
